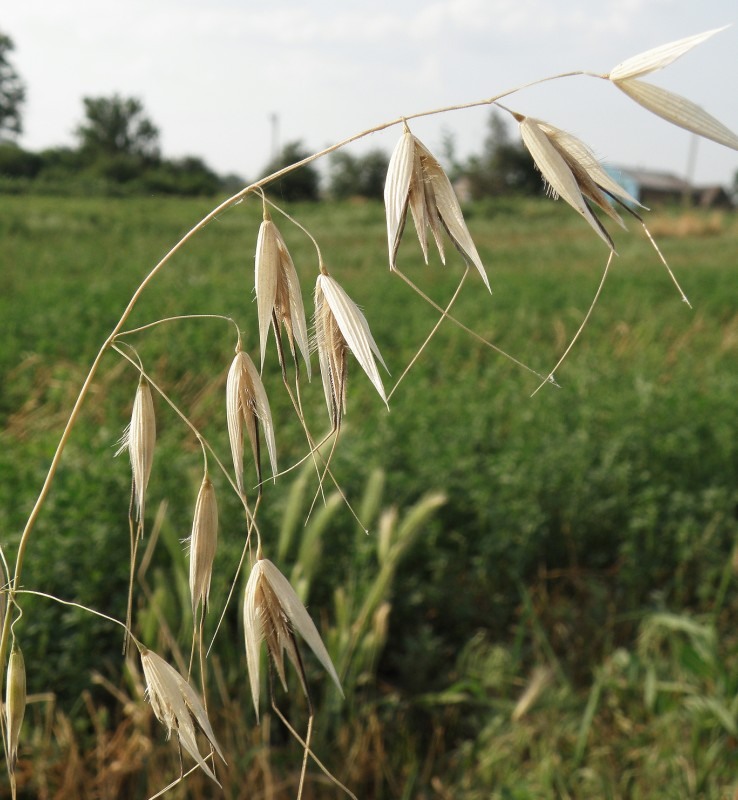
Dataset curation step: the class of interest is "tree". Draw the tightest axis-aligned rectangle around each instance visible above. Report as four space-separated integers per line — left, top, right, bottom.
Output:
328 149 389 200
260 141 320 201
464 110 540 198
141 156 221 196
76 95 160 161
0 31 25 139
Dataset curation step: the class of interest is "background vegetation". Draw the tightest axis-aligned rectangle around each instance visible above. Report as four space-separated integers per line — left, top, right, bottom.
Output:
2 191 738 798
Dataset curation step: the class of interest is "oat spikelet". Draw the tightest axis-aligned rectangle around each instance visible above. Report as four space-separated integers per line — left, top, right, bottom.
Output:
314 273 387 427
255 215 311 377
189 474 218 615
5 642 26 774
116 377 156 521
243 557 343 721
518 115 641 250
226 348 277 494
608 28 738 151
384 124 490 290
140 647 225 783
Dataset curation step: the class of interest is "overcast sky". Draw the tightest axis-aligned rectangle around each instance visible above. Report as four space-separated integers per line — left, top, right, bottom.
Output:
5 1 738 186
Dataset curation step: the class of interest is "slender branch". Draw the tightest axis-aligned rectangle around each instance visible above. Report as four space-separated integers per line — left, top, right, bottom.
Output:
117 314 240 338
6 66 590 607
392 267 559 387
14 590 138 644
530 250 614 397
388 268 469 402
0 64 609 787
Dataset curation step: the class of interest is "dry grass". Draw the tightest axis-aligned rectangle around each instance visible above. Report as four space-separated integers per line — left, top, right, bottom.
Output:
648 210 726 238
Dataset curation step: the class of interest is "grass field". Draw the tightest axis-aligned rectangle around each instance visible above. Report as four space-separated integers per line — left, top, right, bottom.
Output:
2 193 738 798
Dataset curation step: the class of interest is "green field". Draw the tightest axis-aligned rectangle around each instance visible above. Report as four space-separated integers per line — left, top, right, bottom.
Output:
2 193 738 798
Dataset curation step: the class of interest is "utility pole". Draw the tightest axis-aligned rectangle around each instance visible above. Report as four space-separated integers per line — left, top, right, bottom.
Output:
683 132 698 208
270 112 280 161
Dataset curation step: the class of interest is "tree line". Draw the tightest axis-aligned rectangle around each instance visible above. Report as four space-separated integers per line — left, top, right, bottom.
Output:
1 29 541 200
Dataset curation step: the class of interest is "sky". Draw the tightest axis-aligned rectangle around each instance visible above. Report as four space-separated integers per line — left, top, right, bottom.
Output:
4 0 738 187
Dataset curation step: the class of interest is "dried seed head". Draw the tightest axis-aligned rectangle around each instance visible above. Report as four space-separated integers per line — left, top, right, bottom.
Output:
226 349 277 494
5 643 26 774
314 273 388 427
116 377 156 521
608 28 738 151
243 557 342 721
384 125 490 291
518 115 643 250
255 217 311 378
189 474 218 615
140 647 225 783
612 80 738 151
608 27 728 82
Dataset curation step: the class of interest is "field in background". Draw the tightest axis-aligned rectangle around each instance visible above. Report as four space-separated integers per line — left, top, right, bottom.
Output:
2 194 738 798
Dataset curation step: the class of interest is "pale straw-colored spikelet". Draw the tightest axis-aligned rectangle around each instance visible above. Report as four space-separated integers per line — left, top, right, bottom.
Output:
226 348 277 494
518 115 638 250
189 473 218 615
5 642 26 774
116 377 156 521
255 214 311 378
243 557 343 721
140 647 225 783
607 27 738 151
384 124 490 291
314 272 388 426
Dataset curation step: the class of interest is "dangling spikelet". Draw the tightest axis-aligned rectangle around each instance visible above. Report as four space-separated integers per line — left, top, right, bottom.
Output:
5 642 26 774
140 647 225 783
243 557 343 721
314 272 388 427
226 348 277 494
384 124 490 290
117 377 156 521
607 27 738 151
255 214 311 377
188 473 218 615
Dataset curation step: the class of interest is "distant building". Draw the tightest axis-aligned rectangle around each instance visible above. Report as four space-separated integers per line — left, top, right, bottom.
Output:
605 166 734 209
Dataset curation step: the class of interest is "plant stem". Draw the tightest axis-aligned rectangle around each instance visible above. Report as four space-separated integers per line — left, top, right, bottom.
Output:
0 65 593 696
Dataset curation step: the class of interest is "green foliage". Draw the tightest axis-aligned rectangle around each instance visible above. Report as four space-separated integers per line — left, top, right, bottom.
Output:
259 140 320 201
328 148 389 200
76 95 160 161
0 31 24 138
463 110 541 199
0 143 41 178
0 95 228 196
2 194 738 796
139 156 221 196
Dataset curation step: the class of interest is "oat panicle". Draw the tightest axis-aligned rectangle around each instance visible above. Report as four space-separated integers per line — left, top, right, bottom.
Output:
116 377 156 521
518 115 640 249
5 643 26 775
226 348 277 493
608 27 738 151
243 557 342 721
314 273 388 426
189 474 218 615
140 647 225 783
255 215 311 377
384 124 490 291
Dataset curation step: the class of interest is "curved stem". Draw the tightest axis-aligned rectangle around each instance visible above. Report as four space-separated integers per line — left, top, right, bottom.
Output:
8 66 590 595
14 590 139 645
117 313 240 339
0 64 594 697
387 268 468 402
392 267 559 386
530 250 614 397
112 346 257 528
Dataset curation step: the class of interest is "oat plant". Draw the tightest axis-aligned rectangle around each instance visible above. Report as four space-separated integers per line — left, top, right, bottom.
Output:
2 27 737 799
